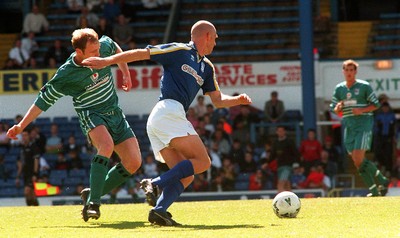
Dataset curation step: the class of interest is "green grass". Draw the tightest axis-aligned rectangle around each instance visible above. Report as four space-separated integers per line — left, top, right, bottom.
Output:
1 197 399 238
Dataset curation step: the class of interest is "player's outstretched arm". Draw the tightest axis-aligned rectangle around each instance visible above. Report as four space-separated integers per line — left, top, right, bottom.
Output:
82 48 151 69
7 104 43 140
207 91 252 108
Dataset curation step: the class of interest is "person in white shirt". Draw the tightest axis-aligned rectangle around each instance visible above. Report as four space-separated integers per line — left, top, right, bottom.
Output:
8 39 30 68
22 5 49 35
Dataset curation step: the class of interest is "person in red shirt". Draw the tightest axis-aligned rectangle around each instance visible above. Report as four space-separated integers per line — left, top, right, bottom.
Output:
248 169 264 190
299 129 322 175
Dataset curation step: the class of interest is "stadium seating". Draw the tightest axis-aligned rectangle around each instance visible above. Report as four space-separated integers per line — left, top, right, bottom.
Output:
369 12 400 57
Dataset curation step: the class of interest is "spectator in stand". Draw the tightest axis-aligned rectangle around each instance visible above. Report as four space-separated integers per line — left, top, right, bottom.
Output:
231 118 250 147
320 149 338 180
0 122 10 150
248 169 265 190
233 105 260 132
290 163 306 189
228 139 245 167
208 142 222 177
112 14 133 50
298 164 331 192
374 102 396 175
186 107 199 128
64 135 81 154
206 103 229 127
299 128 323 175
203 114 215 136
76 6 99 29
44 39 70 68
2 58 20 70
27 57 39 69
45 124 63 154
322 136 343 173
22 5 49 35
258 141 276 189
21 32 39 58
68 149 84 170
16 129 40 206
143 154 159 178
210 128 231 157
238 150 257 173
270 126 300 192
96 17 113 38
54 152 69 170
210 157 236 191
264 91 285 123
194 95 207 117
103 0 121 24
67 0 85 13
9 39 30 69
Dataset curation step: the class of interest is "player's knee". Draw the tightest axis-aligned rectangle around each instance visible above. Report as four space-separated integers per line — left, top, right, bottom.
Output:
96 142 114 156
122 156 142 174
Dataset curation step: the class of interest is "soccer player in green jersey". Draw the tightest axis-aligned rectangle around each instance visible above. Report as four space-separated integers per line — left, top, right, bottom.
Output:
330 59 389 196
7 28 142 220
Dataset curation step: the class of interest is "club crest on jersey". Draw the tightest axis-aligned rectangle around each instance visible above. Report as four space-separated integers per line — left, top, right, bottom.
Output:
354 88 359 95
201 62 205 73
181 64 204 86
346 92 352 99
91 73 99 82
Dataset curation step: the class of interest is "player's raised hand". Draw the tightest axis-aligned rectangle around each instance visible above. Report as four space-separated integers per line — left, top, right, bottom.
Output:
238 93 252 105
81 57 108 69
7 125 23 140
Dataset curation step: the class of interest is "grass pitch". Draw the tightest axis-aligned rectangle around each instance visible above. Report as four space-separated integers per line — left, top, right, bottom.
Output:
0 197 399 238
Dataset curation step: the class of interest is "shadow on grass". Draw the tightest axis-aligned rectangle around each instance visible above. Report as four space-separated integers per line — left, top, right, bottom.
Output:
36 222 264 230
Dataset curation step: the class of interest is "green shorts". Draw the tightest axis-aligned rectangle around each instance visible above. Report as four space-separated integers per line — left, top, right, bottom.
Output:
77 107 135 145
343 127 372 153
277 166 292 181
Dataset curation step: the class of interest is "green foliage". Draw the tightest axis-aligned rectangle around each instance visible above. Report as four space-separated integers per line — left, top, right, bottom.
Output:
0 197 399 238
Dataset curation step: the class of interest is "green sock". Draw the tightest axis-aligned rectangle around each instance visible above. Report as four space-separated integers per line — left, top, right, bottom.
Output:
358 159 379 195
102 163 132 196
363 159 389 185
88 155 109 204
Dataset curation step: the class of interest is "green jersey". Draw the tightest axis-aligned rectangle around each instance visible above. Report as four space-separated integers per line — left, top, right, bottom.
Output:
34 35 119 115
330 79 380 129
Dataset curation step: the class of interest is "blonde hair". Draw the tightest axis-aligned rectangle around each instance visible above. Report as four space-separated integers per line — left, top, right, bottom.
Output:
342 59 359 70
71 28 98 52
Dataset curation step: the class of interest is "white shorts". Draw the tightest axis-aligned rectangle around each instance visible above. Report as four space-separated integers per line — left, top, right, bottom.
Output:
147 99 198 163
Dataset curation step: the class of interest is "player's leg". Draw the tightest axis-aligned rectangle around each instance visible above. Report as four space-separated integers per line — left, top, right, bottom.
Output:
150 135 210 189
102 137 142 195
86 125 114 218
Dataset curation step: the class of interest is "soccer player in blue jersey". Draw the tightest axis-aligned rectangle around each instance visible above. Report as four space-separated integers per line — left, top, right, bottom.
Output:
7 28 142 221
330 59 389 197
82 20 252 225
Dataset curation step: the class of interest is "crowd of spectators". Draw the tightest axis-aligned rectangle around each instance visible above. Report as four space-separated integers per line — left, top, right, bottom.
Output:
3 91 400 201
3 0 172 70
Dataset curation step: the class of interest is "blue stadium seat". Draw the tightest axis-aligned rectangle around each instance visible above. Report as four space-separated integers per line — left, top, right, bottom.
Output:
50 170 68 181
7 147 21 156
4 155 18 163
234 181 250 191
0 187 18 197
35 117 51 126
236 173 251 182
0 147 7 155
69 169 87 178
63 177 83 187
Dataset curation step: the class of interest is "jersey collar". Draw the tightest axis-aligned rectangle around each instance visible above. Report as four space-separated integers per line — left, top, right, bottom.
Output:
189 41 203 63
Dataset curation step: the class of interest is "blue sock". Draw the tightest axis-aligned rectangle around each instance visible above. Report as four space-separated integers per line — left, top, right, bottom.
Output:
154 181 184 212
152 160 194 189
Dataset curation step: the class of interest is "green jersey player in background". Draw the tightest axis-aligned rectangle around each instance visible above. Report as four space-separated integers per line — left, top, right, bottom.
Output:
330 59 389 197
7 28 142 221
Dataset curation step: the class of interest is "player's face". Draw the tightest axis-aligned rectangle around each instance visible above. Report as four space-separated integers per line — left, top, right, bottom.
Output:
83 41 100 59
342 64 357 81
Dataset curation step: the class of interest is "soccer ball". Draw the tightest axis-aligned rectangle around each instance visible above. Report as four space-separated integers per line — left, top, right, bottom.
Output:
272 191 301 218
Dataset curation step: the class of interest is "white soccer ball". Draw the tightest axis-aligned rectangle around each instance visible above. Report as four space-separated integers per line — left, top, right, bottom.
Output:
272 191 301 218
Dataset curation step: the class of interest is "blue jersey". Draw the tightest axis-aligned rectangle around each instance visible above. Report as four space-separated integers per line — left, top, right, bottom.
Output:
147 41 220 112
